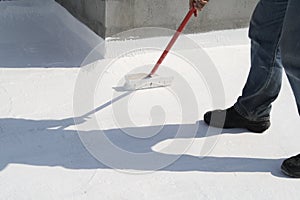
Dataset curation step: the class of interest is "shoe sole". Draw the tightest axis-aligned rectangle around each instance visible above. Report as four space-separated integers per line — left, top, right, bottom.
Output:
281 165 300 178
245 121 271 133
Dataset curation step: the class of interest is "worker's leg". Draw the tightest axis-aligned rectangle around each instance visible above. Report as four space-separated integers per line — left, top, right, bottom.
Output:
234 0 289 121
280 0 300 178
280 0 300 115
204 0 290 132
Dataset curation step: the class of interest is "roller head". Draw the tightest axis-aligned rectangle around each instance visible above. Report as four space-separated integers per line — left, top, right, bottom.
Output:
123 73 173 90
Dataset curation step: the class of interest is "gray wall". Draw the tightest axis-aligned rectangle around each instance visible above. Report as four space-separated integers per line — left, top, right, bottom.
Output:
56 0 259 38
56 0 106 37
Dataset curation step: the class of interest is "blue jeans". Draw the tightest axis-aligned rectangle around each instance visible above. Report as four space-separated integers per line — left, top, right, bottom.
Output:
234 0 300 121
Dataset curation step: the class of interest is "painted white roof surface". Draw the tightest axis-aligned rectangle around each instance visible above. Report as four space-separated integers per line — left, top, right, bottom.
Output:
0 1 299 199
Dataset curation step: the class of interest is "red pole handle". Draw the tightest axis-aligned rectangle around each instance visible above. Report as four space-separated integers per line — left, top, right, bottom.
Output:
148 7 197 77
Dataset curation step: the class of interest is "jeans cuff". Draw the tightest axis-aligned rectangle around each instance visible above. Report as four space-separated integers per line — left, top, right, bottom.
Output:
233 103 270 122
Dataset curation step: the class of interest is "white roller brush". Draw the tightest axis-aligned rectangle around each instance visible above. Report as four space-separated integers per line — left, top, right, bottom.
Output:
124 73 174 90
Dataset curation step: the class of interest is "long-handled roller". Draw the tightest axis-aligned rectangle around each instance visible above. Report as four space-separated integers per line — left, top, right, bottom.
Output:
123 7 198 91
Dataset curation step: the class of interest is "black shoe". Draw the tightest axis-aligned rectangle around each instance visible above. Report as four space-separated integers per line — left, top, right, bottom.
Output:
204 106 270 133
281 154 300 178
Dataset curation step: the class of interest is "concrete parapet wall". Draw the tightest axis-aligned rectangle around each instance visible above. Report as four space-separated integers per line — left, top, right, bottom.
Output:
56 0 259 38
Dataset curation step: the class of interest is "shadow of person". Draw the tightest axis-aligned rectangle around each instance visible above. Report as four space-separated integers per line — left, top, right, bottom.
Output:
0 117 286 178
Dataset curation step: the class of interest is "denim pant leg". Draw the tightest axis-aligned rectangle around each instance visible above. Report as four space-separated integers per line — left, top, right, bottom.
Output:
234 0 289 121
280 0 300 115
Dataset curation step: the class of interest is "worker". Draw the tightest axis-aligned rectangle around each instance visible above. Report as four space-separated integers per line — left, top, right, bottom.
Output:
191 0 300 178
